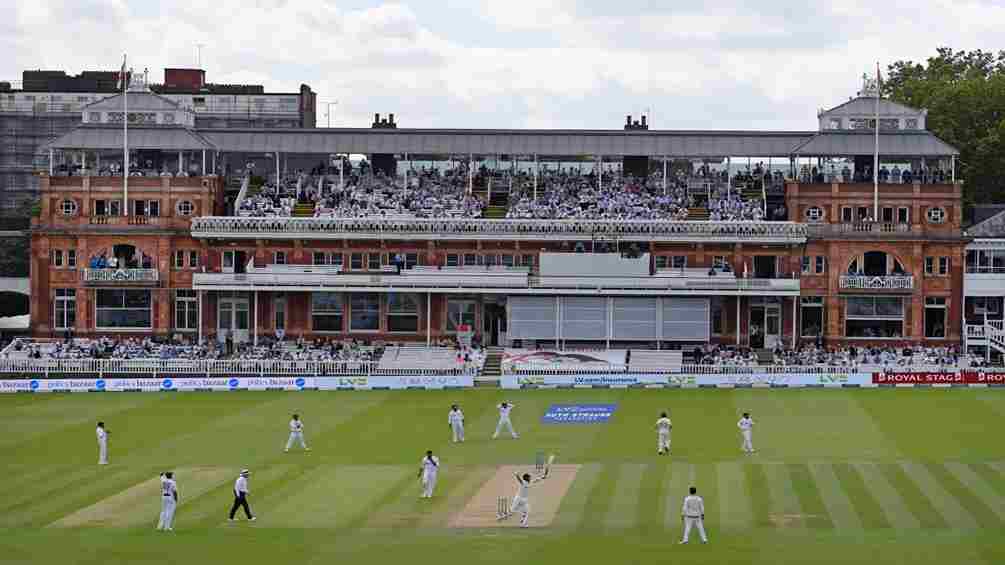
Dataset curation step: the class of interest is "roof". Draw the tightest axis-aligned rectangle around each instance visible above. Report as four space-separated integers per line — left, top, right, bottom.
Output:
792 131 958 157
82 91 186 113
821 96 924 117
967 208 1005 237
48 126 215 151
198 128 815 158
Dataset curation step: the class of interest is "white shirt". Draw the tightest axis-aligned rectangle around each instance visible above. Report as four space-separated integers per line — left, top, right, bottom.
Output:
515 475 530 499
657 417 672 434
96 427 107 442
421 455 440 477
290 419 303 433
738 417 754 432
161 477 177 497
498 403 514 419
682 494 705 517
448 409 464 425
234 476 249 495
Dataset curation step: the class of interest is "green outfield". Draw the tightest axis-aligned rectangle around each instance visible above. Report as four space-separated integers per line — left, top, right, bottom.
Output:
1 389 1004 564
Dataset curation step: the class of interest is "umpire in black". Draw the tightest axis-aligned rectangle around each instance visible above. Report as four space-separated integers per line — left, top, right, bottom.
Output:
229 469 256 521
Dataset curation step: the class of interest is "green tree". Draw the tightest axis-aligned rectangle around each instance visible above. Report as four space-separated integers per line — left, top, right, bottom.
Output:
883 47 1005 204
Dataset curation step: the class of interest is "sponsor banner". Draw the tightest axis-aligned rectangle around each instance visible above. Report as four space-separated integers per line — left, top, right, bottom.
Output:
0 377 315 393
542 404 617 424
502 373 872 389
872 371 1005 385
316 374 474 391
503 349 627 370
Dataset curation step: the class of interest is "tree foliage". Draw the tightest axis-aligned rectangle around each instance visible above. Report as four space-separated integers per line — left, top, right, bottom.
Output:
883 47 1005 204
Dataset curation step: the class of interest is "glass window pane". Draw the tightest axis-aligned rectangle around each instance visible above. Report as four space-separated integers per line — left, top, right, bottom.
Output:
350 293 380 331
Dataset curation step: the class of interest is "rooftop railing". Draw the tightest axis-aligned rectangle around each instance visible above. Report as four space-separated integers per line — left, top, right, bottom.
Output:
190 217 809 243
82 268 159 284
838 275 914 291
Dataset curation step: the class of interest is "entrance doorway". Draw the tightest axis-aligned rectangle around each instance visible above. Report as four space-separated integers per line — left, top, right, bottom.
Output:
218 294 250 344
749 302 781 349
483 303 507 347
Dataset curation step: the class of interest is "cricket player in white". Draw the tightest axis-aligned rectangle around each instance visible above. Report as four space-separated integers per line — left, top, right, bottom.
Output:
656 412 672 456
285 413 310 452
448 404 465 443
96 421 109 465
418 450 440 498
492 402 518 439
500 472 541 527
738 412 755 453
157 472 178 531
680 486 708 544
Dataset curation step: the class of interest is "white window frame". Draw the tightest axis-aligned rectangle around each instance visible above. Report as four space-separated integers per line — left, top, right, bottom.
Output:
174 290 198 331
53 288 76 330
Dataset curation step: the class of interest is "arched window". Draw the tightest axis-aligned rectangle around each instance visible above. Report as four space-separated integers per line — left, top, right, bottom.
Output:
848 251 906 277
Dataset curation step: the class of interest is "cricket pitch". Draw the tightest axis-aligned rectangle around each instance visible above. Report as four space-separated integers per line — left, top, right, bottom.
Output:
449 464 580 528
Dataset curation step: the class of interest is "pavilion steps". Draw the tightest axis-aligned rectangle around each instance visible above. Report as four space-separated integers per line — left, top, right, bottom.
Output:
484 205 508 219
293 202 316 217
687 207 710 221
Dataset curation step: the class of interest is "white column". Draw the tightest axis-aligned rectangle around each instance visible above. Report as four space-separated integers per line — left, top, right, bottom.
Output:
403 152 409 189
201 149 206 175
253 290 259 347
426 291 432 348
533 154 538 200
468 153 474 195
597 156 602 190
96 152 101 173
178 151 183 175
49 148 54 175
662 156 667 195
198 291 204 344
736 297 741 346
951 155 956 183
275 152 280 184
791 296 797 348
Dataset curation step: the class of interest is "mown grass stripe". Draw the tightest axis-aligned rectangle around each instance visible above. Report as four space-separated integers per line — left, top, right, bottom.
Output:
935 462 1005 526
663 462 691 531
553 463 602 529
785 463 832 529
716 461 753 531
603 463 645 530
807 463 860 531
763 463 806 529
900 461 978 529
875 463 946 529
832 463 892 529
636 461 667 536
694 462 719 534
742 463 773 528
576 463 619 532
971 462 1005 498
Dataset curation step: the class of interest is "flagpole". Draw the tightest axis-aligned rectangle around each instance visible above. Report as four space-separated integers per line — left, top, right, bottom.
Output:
122 55 129 217
873 62 880 221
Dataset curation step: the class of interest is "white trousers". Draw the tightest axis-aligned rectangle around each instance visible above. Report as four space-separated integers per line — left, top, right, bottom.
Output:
286 431 308 450
510 496 529 526
451 422 465 442
422 473 438 498
658 432 671 452
493 417 518 439
98 440 108 465
741 430 754 452
157 497 176 530
682 516 707 542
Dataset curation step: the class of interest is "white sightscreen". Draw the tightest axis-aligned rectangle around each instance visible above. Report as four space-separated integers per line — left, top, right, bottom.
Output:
613 297 659 340
662 297 710 341
508 296 557 339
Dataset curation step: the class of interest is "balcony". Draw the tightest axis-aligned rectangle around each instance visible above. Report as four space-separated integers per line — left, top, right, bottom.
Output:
808 222 963 241
839 275 914 292
190 217 809 244
82 268 159 285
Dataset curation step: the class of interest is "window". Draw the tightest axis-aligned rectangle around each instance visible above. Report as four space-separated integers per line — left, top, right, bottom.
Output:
939 256 949 275
96 289 152 329
801 256 811 274
973 297 1002 316
88 112 101 123
828 118 842 130
275 251 287 265
174 250 185 269
50 249 63 267
331 253 343 268
655 256 669 270
133 200 160 217
841 207 853 223
350 253 363 270
311 292 343 332
446 300 476 333
521 254 534 268
501 254 514 267
463 253 478 267
881 207 894 223
905 118 919 130
815 256 827 274
710 297 723 335
53 288 76 330
387 293 420 332
925 297 947 338
67 249 76 268
94 200 121 217
898 207 909 224
805 206 824 221
174 290 198 331
189 251 199 268
801 296 824 338
446 254 459 267
485 254 498 267
671 255 687 269
176 200 194 216
857 207 869 221
275 296 286 331
712 256 728 269
404 253 419 268
845 296 904 338
313 252 327 265
925 256 950 276
350 293 380 331
163 113 175 124
927 207 946 224
60 199 77 216
368 253 381 270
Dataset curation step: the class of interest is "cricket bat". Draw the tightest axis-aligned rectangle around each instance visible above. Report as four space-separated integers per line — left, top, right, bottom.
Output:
542 454 556 478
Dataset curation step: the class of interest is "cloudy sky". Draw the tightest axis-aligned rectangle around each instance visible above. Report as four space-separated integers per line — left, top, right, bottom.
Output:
7 0 1005 130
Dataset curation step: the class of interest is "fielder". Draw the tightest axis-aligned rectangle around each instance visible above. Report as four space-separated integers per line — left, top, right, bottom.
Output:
96 421 109 465
680 486 708 544
285 413 310 452
418 450 440 498
448 404 465 443
157 472 178 531
737 412 755 453
229 469 256 521
656 412 672 456
492 401 519 439
499 472 542 527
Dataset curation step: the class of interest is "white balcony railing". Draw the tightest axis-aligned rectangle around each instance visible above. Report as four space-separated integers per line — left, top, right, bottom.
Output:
190 217 809 243
838 275 914 291
82 269 159 284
